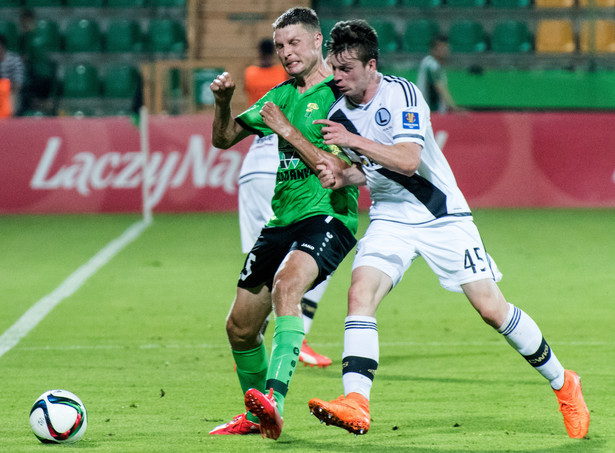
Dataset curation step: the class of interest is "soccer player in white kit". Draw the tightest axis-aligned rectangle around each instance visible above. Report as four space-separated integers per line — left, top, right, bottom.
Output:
305 20 589 438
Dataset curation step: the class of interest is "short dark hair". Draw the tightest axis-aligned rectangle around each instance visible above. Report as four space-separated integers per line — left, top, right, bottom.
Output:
259 38 274 56
326 20 379 64
273 7 320 34
430 34 448 49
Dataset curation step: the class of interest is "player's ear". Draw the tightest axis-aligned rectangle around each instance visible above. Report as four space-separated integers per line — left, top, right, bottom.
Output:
314 31 323 49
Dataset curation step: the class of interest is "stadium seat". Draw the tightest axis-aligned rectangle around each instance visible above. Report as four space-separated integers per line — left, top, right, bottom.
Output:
0 0 22 7
146 19 185 53
402 19 439 53
371 20 399 53
535 19 575 53
535 0 574 7
580 20 615 53
150 0 186 5
489 0 530 6
28 19 61 54
105 19 142 53
579 0 615 6
0 20 19 51
356 0 398 6
62 63 100 98
446 0 486 6
106 0 146 6
64 19 103 53
67 0 104 6
491 21 532 53
25 0 62 6
400 0 442 6
103 64 139 98
316 0 354 6
448 20 487 52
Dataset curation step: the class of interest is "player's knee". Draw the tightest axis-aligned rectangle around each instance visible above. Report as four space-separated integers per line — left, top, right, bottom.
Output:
347 284 378 316
226 316 260 349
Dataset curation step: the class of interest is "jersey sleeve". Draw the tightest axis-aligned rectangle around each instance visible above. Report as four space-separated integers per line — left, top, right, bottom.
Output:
388 80 428 149
235 88 277 138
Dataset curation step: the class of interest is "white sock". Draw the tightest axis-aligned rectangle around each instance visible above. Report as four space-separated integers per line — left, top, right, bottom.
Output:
498 303 565 389
342 315 378 400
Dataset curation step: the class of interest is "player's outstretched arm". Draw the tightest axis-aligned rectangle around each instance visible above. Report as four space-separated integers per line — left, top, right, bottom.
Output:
315 119 421 177
259 101 348 174
210 72 250 149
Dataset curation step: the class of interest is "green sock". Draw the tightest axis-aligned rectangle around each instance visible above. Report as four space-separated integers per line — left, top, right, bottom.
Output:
232 344 268 423
265 316 305 416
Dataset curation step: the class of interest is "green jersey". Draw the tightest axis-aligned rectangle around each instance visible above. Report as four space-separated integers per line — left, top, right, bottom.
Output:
236 75 359 234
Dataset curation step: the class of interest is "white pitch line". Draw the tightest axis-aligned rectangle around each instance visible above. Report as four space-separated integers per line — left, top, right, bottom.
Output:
0 219 150 358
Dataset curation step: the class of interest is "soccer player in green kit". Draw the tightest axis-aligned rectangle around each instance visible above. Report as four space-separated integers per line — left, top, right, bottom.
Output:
208 7 359 440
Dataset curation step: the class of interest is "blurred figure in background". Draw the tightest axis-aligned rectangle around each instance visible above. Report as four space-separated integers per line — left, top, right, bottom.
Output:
0 34 25 117
239 38 333 369
416 35 462 114
17 9 57 116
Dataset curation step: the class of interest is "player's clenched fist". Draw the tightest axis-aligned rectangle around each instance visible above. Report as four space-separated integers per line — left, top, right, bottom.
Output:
210 72 236 103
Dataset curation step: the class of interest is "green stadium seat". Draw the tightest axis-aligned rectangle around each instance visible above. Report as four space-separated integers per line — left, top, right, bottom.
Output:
371 20 399 53
63 63 100 98
402 19 439 53
446 0 486 6
401 0 442 5
103 64 139 98
490 0 530 6
146 19 185 53
106 0 146 6
66 0 104 6
64 19 102 53
448 20 487 52
0 0 22 7
316 0 354 6
0 20 19 51
25 0 62 6
105 19 142 53
491 21 532 53
356 0 398 6
27 19 61 54
150 0 186 6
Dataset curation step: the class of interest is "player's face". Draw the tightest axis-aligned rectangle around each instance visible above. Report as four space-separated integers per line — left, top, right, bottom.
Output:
273 24 323 78
329 50 376 104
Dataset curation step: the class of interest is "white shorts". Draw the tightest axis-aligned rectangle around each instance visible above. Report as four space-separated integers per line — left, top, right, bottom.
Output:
238 176 275 254
353 217 502 293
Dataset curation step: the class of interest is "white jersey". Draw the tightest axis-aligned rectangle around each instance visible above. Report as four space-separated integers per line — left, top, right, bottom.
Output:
328 74 471 225
238 134 279 183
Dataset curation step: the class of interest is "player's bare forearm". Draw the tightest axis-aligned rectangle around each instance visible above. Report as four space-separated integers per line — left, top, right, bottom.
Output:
260 102 343 173
287 127 346 174
210 72 248 148
315 119 420 176
211 104 247 149
317 162 364 189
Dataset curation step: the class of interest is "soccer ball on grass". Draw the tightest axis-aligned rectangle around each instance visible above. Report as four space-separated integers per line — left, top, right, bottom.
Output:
29 389 87 444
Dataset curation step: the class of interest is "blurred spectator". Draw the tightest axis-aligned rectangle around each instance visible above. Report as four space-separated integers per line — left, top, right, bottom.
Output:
16 9 57 116
416 35 462 114
243 38 288 105
0 34 25 117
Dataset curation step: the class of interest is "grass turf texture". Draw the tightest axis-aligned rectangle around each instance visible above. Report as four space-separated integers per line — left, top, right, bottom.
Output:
0 210 613 452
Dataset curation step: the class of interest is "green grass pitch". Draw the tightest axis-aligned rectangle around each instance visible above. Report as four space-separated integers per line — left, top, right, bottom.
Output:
0 210 613 452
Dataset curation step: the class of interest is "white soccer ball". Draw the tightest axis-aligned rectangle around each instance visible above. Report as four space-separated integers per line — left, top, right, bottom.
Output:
29 389 88 444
